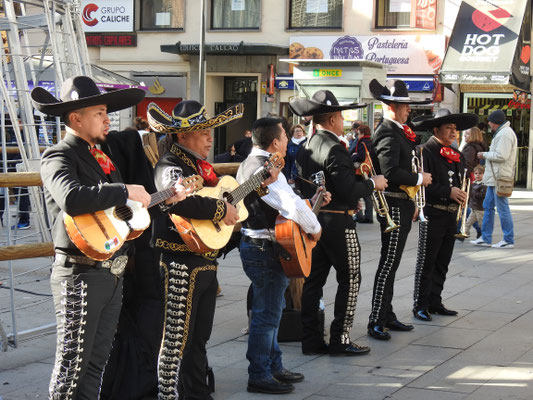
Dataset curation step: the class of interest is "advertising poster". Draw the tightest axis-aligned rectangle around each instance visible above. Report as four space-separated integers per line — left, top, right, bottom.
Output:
289 35 445 75
81 0 134 32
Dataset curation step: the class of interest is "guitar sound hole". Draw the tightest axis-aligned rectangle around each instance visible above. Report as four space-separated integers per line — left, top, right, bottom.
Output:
114 205 133 221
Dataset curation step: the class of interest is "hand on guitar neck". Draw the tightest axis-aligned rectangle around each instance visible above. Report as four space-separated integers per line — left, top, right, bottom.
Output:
260 161 281 188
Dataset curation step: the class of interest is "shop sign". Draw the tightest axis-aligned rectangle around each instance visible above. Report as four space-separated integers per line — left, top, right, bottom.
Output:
313 69 342 78
86 34 136 47
131 75 186 98
411 0 437 30
81 0 134 32
275 75 294 90
289 35 444 75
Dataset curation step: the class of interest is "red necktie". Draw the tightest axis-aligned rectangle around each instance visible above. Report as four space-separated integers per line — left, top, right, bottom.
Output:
440 147 461 163
402 125 416 142
90 148 116 175
196 159 219 187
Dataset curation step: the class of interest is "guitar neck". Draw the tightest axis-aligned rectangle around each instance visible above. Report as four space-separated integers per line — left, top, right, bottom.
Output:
148 188 175 208
311 190 325 215
226 168 270 206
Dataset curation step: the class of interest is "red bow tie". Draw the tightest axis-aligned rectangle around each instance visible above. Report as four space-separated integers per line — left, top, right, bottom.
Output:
402 125 416 142
440 147 461 163
197 159 219 187
90 148 116 175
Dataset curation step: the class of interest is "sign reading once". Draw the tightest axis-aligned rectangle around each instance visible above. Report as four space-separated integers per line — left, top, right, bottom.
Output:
313 69 342 78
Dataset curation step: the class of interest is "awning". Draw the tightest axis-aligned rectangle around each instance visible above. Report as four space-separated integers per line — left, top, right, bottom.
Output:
440 0 531 91
161 41 288 56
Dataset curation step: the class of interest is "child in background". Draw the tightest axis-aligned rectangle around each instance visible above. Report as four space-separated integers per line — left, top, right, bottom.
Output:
467 165 487 240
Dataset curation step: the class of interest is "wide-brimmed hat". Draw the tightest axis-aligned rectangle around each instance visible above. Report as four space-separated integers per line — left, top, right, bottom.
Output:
31 75 145 116
413 108 479 131
147 100 244 134
289 90 367 117
369 79 432 105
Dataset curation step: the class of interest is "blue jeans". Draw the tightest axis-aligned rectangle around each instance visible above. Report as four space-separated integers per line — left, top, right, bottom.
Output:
240 239 289 382
481 186 514 244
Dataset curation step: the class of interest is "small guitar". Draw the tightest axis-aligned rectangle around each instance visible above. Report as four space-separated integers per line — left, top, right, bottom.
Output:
275 171 326 278
171 153 285 253
64 175 203 261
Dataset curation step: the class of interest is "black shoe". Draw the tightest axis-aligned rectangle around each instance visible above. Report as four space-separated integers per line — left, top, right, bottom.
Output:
367 325 391 340
329 342 370 356
429 306 458 316
272 368 304 383
386 320 414 331
247 377 294 394
476 231 482 239
302 343 329 355
413 309 432 321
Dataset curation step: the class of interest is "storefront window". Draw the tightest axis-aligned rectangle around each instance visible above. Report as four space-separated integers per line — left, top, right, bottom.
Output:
211 0 261 30
288 0 343 30
140 0 184 30
374 0 411 29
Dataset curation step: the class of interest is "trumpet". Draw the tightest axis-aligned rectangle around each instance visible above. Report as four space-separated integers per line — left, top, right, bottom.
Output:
357 143 400 233
455 168 471 239
413 149 427 223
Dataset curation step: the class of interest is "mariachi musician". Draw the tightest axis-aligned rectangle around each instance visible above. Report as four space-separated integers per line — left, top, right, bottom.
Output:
412 109 478 321
367 79 433 341
292 90 387 356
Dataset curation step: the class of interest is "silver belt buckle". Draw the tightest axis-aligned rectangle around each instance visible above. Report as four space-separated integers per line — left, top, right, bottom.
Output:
107 255 128 276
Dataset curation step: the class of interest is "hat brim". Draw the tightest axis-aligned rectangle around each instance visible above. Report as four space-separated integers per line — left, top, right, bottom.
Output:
289 97 367 117
414 113 479 131
147 102 244 134
369 79 432 105
31 87 145 116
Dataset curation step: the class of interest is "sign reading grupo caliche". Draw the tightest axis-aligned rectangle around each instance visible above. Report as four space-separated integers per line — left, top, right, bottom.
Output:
81 0 134 32
289 35 445 75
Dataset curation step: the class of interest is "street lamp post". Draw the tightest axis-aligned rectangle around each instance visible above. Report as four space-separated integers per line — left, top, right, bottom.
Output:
199 0 206 104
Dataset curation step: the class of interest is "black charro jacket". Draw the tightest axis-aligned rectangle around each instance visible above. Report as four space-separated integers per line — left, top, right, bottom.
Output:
421 136 465 214
372 119 419 192
40 133 128 256
151 143 227 260
296 129 373 210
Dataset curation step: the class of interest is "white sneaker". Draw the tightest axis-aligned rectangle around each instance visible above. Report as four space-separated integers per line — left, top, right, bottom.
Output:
491 240 514 249
470 237 491 246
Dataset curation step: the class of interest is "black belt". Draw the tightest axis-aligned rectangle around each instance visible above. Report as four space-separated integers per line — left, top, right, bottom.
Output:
55 254 128 276
426 203 459 213
242 236 273 247
319 209 356 216
384 191 410 200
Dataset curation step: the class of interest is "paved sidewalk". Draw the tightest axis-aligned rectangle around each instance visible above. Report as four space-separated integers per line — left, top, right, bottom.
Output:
1 191 533 399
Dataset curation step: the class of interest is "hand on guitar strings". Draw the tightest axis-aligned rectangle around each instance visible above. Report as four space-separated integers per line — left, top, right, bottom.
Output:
308 230 322 242
126 184 151 208
222 202 239 225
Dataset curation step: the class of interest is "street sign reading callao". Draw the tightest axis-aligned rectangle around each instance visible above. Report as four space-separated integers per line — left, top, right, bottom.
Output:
81 0 134 33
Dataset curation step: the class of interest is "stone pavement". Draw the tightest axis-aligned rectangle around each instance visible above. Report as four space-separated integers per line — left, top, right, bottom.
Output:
1 191 533 399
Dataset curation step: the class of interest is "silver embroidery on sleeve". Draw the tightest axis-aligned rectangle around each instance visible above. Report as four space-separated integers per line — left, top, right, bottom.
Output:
369 207 401 324
49 279 87 399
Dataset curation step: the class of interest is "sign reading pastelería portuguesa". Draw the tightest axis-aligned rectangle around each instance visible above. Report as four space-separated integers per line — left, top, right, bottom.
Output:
440 0 530 91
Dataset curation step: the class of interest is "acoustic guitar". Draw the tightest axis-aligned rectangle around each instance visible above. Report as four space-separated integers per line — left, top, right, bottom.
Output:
275 171 326 278
64 175 203 261
171 153 284 253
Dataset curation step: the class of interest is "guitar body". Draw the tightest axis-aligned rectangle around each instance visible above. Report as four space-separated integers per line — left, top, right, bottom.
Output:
171 175 249 252
64 200 150 261
275 200 317 278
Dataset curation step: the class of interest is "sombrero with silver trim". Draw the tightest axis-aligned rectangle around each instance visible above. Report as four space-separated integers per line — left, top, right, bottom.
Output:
147 100 244 134
31 75 145 116
412 108 479 131
289 90 367 117
369 79 432 105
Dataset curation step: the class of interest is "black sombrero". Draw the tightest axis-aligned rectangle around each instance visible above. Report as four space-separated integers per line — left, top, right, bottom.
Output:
413 108 479 131
31 76 145 116
289 90 367 117
369 79 432 105
147 100 244 134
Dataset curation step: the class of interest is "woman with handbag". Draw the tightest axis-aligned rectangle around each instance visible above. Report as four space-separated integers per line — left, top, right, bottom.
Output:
471 110 517 249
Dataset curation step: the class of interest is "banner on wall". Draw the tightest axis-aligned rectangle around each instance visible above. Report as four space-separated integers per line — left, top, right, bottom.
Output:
289 35 445 75
81 0 134 32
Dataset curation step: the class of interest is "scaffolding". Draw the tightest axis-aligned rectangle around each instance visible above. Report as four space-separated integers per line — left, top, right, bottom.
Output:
0 0 91 349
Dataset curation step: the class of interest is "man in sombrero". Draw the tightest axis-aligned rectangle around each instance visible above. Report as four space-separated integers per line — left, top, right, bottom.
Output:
367 79 433 341
411 109 477 321
32 75 186 399
147 100 278 399
291 90 387 356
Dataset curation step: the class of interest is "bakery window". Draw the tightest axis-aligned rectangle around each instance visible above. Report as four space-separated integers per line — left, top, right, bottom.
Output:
288 0 343 30
374 0 437 30
139 0 185 31
210 0 261 30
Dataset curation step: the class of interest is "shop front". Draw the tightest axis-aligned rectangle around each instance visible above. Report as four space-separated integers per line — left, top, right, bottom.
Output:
440 0 531 187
